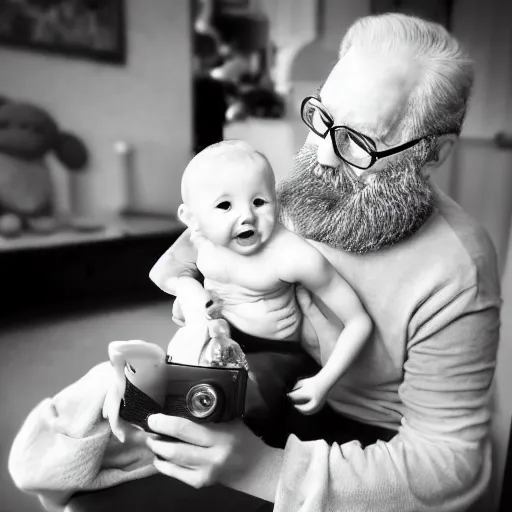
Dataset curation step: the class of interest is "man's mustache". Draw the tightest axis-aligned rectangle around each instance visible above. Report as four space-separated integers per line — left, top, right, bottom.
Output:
276 142 436 253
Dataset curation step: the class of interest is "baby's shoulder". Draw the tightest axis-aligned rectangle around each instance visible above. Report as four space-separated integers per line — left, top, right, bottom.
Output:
270 226 326 278
272 225 321 257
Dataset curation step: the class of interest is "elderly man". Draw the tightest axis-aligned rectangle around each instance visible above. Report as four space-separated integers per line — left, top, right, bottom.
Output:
9 13 500 512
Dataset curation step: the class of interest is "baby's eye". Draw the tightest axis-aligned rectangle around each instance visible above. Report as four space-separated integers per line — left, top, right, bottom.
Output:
253 198 266 207
216 201 231 211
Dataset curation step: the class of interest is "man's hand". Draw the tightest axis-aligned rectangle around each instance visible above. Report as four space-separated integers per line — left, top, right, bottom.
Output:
145 415 275 491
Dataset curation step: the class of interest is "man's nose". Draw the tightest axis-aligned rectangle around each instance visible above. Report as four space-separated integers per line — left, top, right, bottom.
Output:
316 133 341 168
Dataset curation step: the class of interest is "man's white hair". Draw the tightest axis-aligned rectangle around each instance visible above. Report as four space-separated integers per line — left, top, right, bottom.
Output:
339 13 474 137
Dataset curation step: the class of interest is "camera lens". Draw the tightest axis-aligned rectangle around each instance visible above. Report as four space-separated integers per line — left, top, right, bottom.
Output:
186 384 218 419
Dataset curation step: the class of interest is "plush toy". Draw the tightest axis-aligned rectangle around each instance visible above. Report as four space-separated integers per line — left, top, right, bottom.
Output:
0 97 88 238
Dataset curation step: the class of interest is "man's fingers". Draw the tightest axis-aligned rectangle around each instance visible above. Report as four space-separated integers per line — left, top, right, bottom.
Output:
147 414 212 447
153 458 211 489
147 437 207 468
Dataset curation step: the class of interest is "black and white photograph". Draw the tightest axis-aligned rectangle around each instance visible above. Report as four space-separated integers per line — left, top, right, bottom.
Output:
1 1 512 512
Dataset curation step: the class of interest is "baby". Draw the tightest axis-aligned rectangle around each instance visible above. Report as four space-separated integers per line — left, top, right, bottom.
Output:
171 140 372 415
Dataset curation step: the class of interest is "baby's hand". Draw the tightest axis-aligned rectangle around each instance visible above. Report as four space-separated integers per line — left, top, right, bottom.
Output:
172 295 222 327
288 376 329 415
205 296 222 320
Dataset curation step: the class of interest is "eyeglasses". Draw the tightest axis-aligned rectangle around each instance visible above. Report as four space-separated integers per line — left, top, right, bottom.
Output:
300 96 426 170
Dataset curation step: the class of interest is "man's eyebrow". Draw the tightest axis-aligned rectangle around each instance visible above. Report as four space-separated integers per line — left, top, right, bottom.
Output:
311 84 384 142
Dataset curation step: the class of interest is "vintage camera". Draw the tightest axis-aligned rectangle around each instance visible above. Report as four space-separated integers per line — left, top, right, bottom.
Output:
119 358 248 432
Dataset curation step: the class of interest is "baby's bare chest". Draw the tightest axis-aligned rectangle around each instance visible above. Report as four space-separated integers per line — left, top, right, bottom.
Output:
196 245 283 292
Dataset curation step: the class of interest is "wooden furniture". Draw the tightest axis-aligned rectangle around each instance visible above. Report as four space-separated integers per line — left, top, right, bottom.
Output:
0 214 184 315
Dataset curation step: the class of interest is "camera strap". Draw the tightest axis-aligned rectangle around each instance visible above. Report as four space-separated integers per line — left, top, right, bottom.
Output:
119 377 162 432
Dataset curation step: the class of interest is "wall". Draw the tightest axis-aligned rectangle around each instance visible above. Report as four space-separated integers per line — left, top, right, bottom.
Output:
290 0 371 150
447 0 512 273
235 0 372 182
0 0 192 216
453 0 512 139
453 4 512 510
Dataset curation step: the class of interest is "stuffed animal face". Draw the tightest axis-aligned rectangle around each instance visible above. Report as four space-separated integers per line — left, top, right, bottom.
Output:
0 99 89 236
0 103 59 160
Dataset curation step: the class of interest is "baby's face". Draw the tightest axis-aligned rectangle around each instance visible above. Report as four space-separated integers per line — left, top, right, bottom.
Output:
189 158 277 255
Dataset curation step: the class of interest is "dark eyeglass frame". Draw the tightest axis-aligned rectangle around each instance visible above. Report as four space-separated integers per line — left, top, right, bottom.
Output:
300 96 426 170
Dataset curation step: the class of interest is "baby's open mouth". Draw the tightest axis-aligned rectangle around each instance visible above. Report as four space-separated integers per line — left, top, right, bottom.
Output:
235 229 257 246
237 230 254 239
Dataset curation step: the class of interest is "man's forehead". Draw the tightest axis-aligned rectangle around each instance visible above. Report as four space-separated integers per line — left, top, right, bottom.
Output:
320 48 419 142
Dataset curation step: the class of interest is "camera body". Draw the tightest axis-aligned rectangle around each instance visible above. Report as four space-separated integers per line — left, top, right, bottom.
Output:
119 358 248 432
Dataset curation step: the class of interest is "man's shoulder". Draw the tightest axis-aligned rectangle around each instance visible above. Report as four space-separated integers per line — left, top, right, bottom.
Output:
431 192 497 270
409 191 500 294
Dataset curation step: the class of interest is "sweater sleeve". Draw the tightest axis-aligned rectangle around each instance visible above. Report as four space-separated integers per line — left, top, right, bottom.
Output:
274 282 500 512
8 362 157 512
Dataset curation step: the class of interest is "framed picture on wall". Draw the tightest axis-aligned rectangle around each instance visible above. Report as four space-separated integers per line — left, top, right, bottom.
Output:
371 0 454 29
0 0 126 64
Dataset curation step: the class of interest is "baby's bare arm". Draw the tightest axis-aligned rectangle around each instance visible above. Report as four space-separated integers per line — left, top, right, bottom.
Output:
280 237 372 401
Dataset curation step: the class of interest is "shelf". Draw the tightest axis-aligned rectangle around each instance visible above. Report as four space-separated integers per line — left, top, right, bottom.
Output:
0 214 185 314
0 214 183 252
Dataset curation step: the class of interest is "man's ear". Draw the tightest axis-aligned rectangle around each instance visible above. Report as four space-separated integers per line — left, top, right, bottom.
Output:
423 134 458 175
177 203 194 228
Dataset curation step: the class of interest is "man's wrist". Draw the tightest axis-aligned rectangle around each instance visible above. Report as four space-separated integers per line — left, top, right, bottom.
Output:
224 442 284 503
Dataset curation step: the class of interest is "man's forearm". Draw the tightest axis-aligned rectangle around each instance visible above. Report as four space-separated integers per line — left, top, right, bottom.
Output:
149 229 198 295
273 427 491 512
224 443 284 503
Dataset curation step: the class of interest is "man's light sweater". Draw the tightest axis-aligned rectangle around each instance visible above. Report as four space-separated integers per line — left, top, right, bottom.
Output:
9 190 501 512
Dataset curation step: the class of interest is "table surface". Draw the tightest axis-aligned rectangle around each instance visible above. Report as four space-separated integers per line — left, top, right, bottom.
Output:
0 214 184 252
